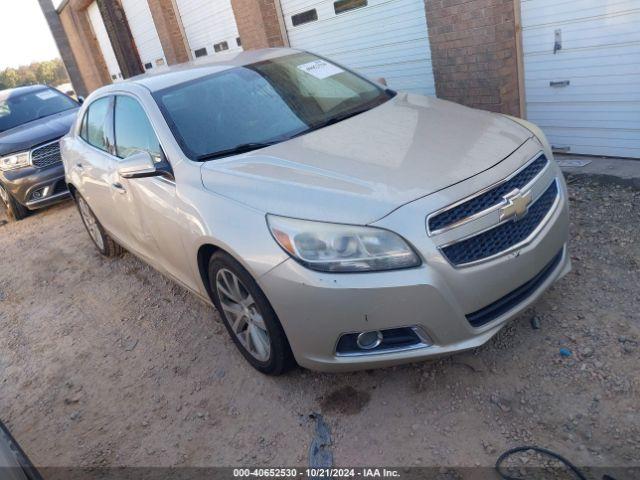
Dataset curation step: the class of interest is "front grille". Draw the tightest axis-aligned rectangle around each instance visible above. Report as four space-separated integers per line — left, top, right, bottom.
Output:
428 155 548 232
31 141 62 168
466 248 564 327
441 180 559 266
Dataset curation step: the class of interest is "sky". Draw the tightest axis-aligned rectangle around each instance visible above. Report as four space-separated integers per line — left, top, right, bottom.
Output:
0 0 63 70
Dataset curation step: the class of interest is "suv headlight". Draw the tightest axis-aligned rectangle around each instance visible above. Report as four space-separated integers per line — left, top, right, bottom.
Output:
267 215 421 273
0 151 30 171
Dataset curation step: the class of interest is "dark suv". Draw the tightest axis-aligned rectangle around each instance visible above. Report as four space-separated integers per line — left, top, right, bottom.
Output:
0 85 80 221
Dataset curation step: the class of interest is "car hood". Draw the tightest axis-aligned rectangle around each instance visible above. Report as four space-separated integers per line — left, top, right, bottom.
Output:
201 94 532 224
0 108 78 156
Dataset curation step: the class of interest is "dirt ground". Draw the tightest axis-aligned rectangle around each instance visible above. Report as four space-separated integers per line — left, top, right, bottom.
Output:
0 177 639 473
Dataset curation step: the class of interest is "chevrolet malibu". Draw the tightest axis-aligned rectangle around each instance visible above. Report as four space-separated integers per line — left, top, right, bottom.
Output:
61 49 570 374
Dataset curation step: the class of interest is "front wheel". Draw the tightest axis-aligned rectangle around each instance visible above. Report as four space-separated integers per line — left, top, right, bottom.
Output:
75 193 123 257
0 183 28 221
208 252 295 375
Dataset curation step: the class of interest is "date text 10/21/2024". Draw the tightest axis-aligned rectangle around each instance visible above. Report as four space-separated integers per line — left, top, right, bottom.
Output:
233 468 401 478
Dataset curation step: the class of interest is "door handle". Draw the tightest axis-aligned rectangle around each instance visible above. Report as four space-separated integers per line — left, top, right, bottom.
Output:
111 182 127 193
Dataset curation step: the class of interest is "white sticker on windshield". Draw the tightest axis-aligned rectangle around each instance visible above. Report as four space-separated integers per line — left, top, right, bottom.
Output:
297 60 344 80
35 90 57 100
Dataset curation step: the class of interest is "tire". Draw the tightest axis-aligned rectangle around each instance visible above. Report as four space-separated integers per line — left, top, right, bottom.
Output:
0 183 28 221
74 193 123 257
208 252 296 375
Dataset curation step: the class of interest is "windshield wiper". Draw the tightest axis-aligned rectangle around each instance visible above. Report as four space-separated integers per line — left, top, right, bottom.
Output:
196 101 382 162
197 141 281 162
308 104 377 132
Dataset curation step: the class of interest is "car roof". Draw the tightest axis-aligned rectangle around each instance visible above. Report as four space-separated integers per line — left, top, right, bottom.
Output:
122 48 303 93
0 84 48 101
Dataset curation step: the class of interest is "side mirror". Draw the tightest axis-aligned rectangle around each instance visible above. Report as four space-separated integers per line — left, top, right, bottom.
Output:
77 96 85 105
117 151 160 179
376 77 388 87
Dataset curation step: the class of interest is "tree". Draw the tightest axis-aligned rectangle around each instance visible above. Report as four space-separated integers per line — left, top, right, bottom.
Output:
0 69 20 89
36 61 57 85
0 59 70 90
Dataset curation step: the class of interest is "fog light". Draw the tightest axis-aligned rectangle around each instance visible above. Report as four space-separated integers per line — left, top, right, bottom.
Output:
31 186 50 201
356 330 383 350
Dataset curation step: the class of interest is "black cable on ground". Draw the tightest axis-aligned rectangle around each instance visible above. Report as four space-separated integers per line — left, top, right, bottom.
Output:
496 445 589 480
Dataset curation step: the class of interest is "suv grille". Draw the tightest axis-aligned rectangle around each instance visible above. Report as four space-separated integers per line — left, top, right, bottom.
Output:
441 180 558 266
31 141 62 168
428 155 548 232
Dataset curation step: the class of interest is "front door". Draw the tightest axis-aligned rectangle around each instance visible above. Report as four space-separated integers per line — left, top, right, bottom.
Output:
111 95 193 286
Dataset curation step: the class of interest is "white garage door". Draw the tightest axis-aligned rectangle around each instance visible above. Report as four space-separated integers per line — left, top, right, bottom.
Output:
174 0 242 59
87 2 122 82
522 0 640 158
120 0 166 71
281 0 435 95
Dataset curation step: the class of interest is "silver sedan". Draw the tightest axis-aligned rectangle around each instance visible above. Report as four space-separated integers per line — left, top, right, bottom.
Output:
61 48 570 374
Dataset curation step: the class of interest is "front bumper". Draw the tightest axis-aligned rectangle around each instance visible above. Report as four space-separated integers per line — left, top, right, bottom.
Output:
0 163 69 210
259 173 570 372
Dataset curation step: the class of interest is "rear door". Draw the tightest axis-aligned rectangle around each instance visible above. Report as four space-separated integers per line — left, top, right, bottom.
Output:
76 96 121 232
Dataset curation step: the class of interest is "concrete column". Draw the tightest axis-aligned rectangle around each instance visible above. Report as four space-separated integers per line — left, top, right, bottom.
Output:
37 0 88 96
58 0 112 93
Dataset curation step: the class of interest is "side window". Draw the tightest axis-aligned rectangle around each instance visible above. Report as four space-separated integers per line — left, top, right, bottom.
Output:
81 97 111 151
114 96 161 160
79 110 88 140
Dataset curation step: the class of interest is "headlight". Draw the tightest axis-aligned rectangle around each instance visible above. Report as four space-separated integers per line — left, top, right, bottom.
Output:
503 115 551 150
0 151 30 171
267 215 421 272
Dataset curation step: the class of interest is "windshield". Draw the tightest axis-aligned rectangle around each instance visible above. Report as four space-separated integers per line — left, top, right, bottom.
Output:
0 88 78 133
153 52 394 160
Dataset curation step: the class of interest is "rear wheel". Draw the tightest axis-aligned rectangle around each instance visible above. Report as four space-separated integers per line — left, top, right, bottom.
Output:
0 183 28 221
75 193 123 257
208 252 295 375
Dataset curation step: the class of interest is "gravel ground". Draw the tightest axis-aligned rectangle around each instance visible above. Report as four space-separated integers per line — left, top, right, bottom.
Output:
0 178 639 474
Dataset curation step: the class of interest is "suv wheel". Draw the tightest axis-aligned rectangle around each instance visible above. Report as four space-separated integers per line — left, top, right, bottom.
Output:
208 252 295 375
75 193 123 257
0 183 28 221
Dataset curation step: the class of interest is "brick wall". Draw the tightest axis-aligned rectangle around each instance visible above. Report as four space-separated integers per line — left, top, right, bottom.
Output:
58 0 112 93
148 0 190 65
231 0 285 50
424 0 521 116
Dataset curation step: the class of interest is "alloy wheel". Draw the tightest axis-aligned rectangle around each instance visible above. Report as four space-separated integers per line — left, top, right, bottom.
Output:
215 268 271 362
77 196 105 251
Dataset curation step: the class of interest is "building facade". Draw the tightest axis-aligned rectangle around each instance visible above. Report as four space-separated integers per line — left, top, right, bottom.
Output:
54 0 639 159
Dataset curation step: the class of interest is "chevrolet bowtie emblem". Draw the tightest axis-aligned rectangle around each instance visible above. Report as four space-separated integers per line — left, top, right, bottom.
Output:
500 188 532 222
